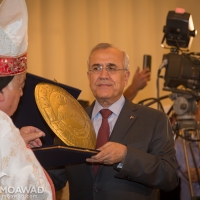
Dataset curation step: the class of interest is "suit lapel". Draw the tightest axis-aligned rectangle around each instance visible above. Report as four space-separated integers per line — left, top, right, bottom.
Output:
109 99 138 142
85 100 139 178
85 100 139 143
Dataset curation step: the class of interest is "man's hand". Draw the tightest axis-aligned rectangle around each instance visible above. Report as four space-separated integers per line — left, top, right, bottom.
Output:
124 67 150 101
20 126 45 148
132 67 150 90
86 142 127 165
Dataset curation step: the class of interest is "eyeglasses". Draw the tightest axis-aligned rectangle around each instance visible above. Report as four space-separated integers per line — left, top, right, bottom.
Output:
88 64 127 74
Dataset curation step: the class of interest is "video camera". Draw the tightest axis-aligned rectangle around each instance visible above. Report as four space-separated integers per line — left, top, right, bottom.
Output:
161 8 200 93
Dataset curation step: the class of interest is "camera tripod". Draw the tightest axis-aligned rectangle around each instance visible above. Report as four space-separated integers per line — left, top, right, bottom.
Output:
138 90 200 199
172 93 200 200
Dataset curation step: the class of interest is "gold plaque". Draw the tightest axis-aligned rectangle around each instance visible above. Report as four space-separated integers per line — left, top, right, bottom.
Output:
34 83 96 149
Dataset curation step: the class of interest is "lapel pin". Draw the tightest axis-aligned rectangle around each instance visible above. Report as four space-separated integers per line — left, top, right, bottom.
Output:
129 116 134 119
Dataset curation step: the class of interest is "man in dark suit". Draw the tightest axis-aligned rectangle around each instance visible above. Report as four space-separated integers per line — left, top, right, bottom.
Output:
49 43 178 200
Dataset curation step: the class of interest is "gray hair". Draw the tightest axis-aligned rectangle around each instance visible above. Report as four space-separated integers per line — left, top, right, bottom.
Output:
87 43 129 70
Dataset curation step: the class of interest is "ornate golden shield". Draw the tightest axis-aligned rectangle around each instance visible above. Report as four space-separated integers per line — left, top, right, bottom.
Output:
34 83 96 149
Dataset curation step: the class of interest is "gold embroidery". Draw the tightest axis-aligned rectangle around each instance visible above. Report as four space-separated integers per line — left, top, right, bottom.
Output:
9 147 16 157
2 156 9 169
26 154 32 162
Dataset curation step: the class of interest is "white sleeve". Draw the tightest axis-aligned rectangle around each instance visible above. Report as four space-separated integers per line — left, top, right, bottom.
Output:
0 110 53 200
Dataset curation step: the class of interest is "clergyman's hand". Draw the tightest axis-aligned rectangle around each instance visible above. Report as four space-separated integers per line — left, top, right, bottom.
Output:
20 126 45 148
86 142 127 165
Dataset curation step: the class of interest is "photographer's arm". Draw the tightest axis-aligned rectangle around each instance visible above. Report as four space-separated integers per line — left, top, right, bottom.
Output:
124 67 150 101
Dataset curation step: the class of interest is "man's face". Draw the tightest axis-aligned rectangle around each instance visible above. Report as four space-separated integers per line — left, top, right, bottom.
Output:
87 48 130 107
0 72 26 116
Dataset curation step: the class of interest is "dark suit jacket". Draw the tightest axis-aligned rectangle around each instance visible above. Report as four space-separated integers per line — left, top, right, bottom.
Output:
49 99 178 200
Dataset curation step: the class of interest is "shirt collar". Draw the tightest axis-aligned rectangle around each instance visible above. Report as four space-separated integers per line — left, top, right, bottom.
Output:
91 95 125 120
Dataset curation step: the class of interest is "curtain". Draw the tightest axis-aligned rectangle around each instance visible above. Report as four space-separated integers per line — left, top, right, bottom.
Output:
26 0 200 110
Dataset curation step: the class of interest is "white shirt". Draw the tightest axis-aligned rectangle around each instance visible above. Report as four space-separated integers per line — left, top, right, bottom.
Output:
91 95 125 137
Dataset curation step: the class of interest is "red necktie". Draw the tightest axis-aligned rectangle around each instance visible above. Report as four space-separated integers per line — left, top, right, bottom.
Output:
94 109 112 175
